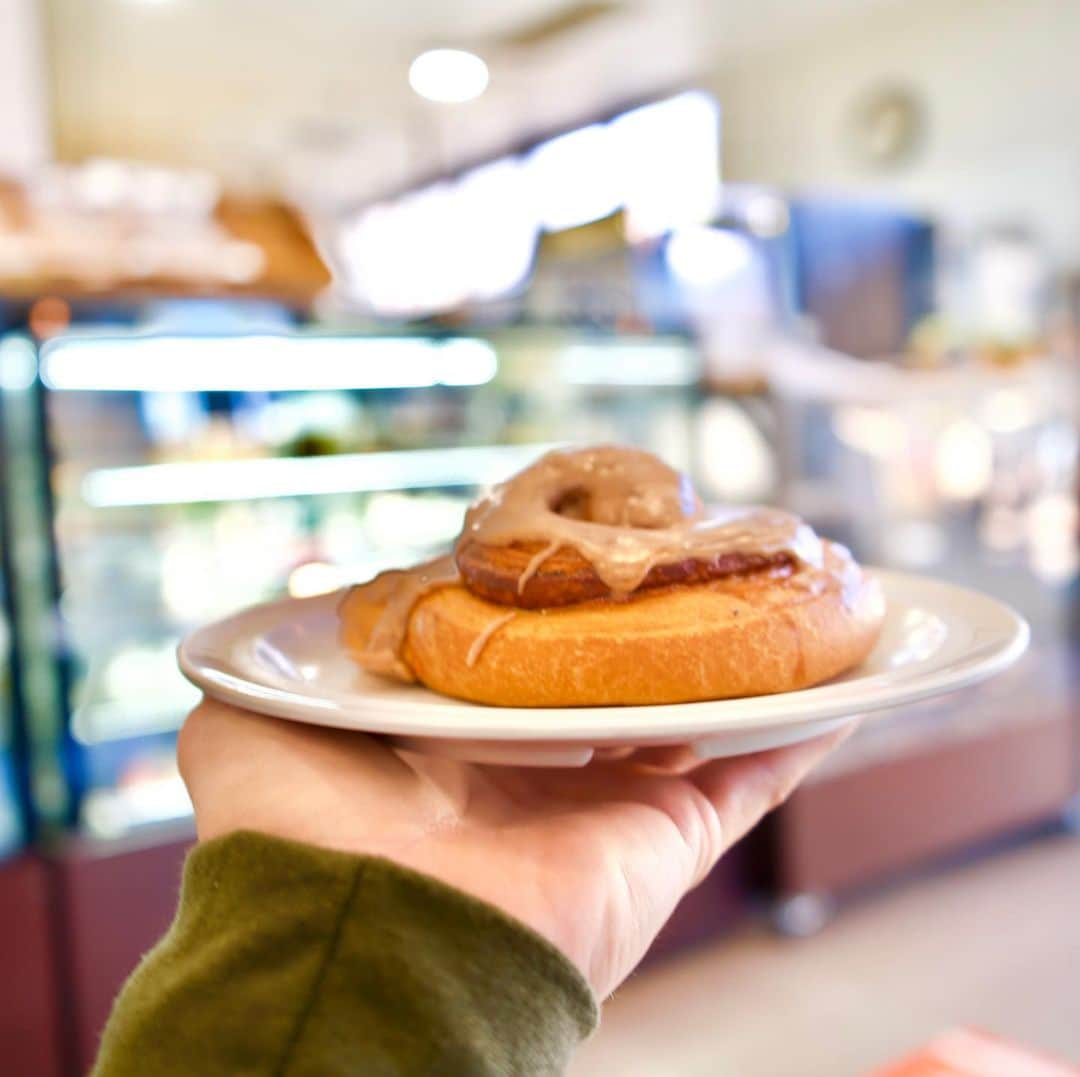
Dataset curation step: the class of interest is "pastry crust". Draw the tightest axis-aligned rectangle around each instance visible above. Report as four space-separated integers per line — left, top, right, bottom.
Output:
340 543 885 707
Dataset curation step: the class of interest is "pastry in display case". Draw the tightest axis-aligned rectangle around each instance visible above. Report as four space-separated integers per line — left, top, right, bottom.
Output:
0 320 702 839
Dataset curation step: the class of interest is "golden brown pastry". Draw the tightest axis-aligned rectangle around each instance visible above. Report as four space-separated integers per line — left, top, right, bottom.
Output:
339 446 885 707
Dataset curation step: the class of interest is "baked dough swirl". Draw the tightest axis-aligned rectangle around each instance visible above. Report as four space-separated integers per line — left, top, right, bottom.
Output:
340 446 885 706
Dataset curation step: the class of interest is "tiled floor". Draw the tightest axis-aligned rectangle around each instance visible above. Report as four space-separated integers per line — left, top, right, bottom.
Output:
572 834 1080 1076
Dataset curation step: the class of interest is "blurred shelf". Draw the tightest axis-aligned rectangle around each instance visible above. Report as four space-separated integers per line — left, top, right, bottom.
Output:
0 185 331 310
78 442 561 508
555 340 700 386
81 775 192 840
71 695 200 747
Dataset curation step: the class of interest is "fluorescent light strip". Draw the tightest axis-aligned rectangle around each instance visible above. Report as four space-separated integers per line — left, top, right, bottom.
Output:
558 344 701 387
81 443 562 508
41 335 497 392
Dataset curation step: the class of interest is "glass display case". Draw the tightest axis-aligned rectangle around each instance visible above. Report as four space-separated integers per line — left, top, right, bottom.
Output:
1 323 701 838
0 336 34 858
0 523 26 859
761 340 1078 919
769 338 1078 749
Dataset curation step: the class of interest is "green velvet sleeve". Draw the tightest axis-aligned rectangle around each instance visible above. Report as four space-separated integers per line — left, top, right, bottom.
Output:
92 830 598 1077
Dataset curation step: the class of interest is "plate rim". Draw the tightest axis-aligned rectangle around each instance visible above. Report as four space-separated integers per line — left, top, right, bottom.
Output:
178 568 1030 743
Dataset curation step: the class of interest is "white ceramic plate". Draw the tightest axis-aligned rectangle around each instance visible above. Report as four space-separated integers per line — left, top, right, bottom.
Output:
178 570 1028 766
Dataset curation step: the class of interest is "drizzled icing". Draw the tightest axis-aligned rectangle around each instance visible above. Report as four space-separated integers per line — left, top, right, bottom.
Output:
517 540 561 595
459 446 823 596
465 611 517 667
351 554 459 682
345 446 825 682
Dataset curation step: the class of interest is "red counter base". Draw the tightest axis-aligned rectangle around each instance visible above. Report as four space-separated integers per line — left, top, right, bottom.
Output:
767 711 1077 931
49 826 193 1074
0 854 64 1077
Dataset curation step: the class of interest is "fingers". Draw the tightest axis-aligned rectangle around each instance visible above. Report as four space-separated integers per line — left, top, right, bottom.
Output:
605 720 859 777
668 724 854 888
691 722 856 852
592 746 637 762
622 743 702 774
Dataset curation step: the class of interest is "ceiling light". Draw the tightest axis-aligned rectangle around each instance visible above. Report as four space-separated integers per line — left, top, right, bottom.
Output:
745 193 790 238
934 419 993 501
618 92 721 242
666 227 753 289
528 125 620 232
409 49 489 104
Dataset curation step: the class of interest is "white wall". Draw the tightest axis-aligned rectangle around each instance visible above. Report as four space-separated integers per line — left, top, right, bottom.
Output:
0 0 49 178
711 0 1080 265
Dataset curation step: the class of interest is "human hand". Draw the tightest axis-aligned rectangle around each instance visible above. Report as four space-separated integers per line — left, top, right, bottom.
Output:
179 700 849 997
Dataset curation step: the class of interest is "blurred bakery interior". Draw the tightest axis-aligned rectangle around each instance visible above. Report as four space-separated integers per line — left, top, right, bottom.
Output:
1 0 1077 1073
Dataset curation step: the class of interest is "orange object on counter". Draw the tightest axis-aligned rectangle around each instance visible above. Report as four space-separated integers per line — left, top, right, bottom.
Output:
871 1027 1079 1076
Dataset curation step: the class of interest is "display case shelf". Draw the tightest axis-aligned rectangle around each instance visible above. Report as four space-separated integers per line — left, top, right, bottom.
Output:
78 442 561 508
